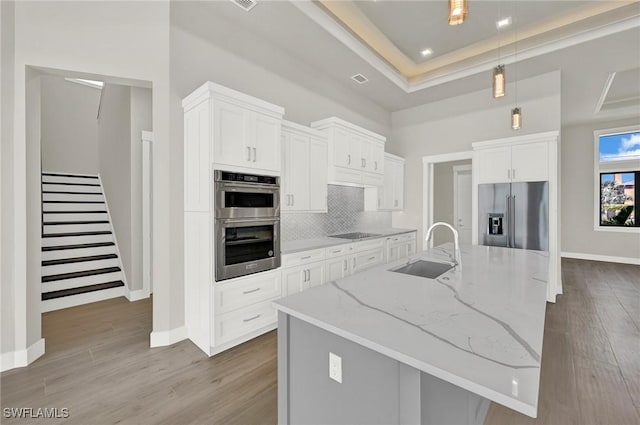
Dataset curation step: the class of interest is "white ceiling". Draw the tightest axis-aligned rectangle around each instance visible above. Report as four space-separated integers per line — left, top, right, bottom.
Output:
173 1 640 126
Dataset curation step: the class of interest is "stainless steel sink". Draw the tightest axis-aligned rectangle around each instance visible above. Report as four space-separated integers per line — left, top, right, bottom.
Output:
390 260 454 279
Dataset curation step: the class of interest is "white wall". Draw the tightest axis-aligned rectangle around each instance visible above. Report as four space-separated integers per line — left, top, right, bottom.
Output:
9 1 172 358
98 83 133 288
561 117 640 261
41 76 100 174
390 71 561 251
1 0 16 361
130 87 152 292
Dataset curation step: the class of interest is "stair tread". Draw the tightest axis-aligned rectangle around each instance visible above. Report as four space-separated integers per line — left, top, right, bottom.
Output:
42 190 103 195
42 230 111 238
43 201 105 204
44 220 110 225
42 242 115 251
42 266 121 282
42 254 118 267
42 172 98 179
41 281 124 300
43 211 108 214
42 182 101 187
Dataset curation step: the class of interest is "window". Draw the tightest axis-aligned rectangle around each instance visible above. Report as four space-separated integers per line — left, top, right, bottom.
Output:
594 127 640 231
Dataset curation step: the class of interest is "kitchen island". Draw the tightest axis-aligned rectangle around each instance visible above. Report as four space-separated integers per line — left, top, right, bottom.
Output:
273 244 549 425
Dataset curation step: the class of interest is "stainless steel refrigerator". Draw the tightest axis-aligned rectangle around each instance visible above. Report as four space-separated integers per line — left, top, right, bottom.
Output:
478 182 549 251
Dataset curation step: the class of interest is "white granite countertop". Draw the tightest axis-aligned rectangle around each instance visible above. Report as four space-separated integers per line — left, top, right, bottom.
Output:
281 228 417 254
273 244 549 418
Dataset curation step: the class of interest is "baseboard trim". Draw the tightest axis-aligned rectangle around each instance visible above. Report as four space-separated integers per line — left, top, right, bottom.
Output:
1 338 46 372
41 286 126 313
125 288 150 302
561 251 640 265
150 326 187 348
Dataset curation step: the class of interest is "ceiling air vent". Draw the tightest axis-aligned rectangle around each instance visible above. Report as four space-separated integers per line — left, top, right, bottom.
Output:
351 74 369 84
231 0 257 12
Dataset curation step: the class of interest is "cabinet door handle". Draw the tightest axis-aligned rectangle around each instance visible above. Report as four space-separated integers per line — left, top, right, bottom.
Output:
361 158 365 168
512 168 516 179
247 146 251 161
378 198 380 208
243 287 261 295
243 314 261 323
507 168 511 180
253 147 257 162
332 249 341 254
301 255 311 260
291 194 294 206
368 256 375 261
375 161 378 170
343 259 347 271
352 258 356 269
347 154 351 165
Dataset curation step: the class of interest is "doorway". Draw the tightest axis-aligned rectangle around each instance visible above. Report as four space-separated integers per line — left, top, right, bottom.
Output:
453 165 473 245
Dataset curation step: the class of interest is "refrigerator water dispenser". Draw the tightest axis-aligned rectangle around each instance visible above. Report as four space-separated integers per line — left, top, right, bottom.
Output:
488 214 504 235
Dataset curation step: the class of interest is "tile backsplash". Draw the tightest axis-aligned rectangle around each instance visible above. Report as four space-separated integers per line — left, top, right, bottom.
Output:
281 185 392 241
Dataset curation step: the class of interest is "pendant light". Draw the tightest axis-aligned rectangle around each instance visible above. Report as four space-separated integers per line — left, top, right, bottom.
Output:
449 0 468 25
511 5 521 130
492 0 505 98
493 65 506 98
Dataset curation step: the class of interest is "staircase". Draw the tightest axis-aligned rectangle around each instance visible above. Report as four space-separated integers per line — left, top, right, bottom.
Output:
41 172 126 312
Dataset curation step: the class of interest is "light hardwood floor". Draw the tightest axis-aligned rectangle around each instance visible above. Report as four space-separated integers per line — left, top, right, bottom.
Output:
2 258 639 424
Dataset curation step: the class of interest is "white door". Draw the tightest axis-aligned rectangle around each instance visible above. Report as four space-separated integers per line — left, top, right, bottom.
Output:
283 266 306 296
474 146 511 184
212 100 250 168
287 134 310 211
333 128 351 168
454 165 473 245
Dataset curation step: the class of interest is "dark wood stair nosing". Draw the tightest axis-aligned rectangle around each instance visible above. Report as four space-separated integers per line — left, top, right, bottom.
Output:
43 220 110 225
42 182 101 187
42 190 103 195
42 172 99 179
42 230 112 238
42 242 115 251
43 211 108 214
42 266 121 282
41 280 124 301
42 254 118 267
43 201 105 204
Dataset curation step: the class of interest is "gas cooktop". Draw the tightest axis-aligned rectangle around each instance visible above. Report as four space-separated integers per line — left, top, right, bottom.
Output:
330 232 382 240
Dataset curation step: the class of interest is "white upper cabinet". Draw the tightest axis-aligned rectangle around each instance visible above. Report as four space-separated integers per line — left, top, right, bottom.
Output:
311 117 385 187
366 153 405 211
182 82 285 177
281 121 328 213
474 139 549 184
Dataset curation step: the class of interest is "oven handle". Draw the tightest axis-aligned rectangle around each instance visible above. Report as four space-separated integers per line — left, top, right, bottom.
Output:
217 218 280 226
216 181 280 191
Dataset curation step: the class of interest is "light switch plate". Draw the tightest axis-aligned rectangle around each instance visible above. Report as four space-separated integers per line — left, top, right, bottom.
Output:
329 352 342 383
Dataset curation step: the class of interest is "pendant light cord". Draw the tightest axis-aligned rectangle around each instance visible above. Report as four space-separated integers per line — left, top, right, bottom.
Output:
514 1 518 106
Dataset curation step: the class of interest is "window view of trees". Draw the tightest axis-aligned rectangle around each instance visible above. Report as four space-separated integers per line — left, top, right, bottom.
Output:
598 130 639 228
600 173 635 226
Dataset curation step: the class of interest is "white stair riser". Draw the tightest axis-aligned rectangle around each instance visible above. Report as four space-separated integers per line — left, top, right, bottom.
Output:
42 258 119 276
42 184 102 194
41 287 125 313
43 212 109 222
42 245 116 261
43 202 107 212
42 233 113 247
42 175 99 185
43 193 104 202
43 222 111 235
42 271 123 293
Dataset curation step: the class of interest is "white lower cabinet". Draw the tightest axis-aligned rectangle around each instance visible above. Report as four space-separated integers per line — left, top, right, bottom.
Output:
325 255 353 281
353 248 385 273
213 299 279 346
385 232 417 263
283 261 325 296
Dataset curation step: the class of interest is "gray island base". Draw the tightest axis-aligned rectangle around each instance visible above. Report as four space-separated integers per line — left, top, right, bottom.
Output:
278 313 490 425
274 244 549 425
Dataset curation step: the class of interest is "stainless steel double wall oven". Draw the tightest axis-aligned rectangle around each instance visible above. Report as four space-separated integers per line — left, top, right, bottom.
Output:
214 170 281 281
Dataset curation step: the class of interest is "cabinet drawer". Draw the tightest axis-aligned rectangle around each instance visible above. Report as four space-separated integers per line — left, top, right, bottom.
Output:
214 271 281 315
325 243 354 258
213 299 277 346
389 232 416 244
282 248 325 267
353 238 385 253
353 248 385 272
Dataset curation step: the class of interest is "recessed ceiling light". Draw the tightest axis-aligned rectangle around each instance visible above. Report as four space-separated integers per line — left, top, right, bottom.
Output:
351 74 369 84
496 16 512 29
421 48 433 57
